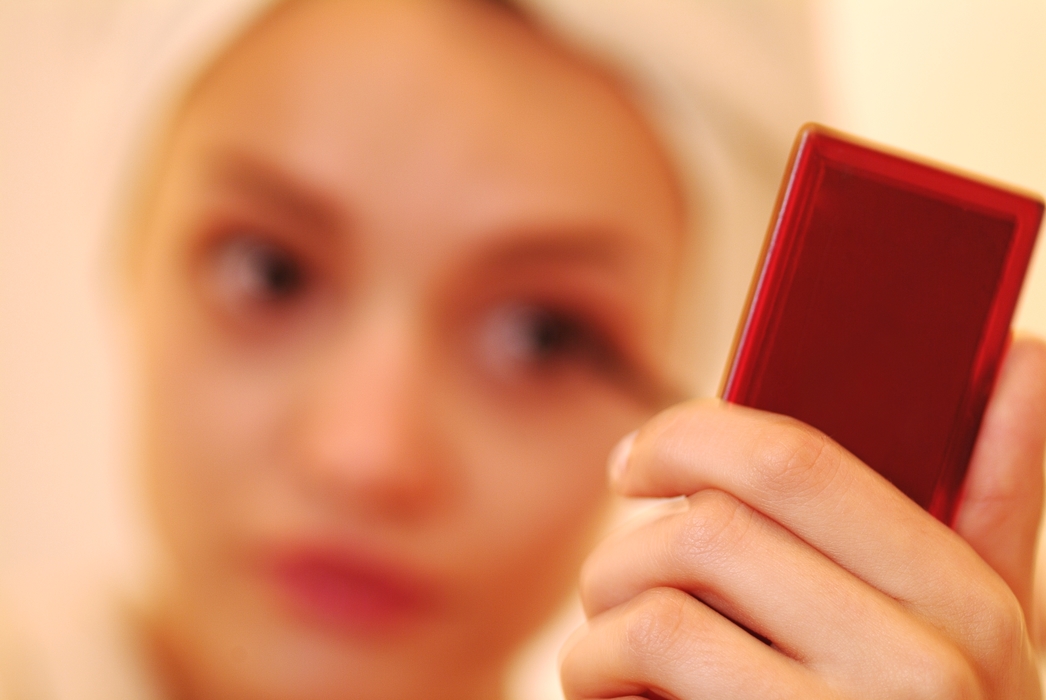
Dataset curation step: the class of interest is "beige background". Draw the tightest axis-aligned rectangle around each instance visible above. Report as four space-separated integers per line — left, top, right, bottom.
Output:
1 2 1045 698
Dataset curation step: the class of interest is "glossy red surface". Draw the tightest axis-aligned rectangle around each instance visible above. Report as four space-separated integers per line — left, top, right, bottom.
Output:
722 125 1044 523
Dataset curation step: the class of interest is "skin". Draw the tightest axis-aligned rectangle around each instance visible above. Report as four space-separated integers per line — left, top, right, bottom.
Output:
130 1 683 699
561 336 1046 699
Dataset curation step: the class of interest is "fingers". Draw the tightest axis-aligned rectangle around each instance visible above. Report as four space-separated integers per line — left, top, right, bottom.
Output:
580 491 891 661
577 339 1046 700
953 336 1046 615
577 490 967 696
562 584 987 700
608 399 985 616
560 587 825 700
606 398 1037 692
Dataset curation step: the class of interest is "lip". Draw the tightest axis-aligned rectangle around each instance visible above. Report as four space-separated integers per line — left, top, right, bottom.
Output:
261 542 442 633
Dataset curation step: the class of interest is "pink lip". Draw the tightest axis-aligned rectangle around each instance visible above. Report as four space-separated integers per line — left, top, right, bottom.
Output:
263 545 441 632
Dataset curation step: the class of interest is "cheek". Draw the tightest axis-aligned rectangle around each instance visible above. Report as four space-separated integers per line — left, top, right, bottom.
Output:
444 392 637 634
140 314 295 571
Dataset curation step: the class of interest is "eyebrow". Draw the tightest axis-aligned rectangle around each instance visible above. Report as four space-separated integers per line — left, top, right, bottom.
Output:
476 229 631 272
205 150 342 232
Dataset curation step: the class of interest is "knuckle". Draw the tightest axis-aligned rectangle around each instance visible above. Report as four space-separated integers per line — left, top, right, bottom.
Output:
749 419 839 502
962 584 1027 674
646 399 716 462
673 490 752 564
622 587 697 669
903 642 980 700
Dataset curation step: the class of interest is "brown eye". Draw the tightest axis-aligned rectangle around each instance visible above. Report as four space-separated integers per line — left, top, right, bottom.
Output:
514 308 586 361
477 303 617 378
210 235 308 307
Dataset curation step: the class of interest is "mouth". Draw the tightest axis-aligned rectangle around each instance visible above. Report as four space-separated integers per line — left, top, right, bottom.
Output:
262 544 441 633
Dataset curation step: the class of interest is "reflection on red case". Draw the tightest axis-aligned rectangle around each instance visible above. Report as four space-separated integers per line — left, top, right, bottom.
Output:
721 124 1044 524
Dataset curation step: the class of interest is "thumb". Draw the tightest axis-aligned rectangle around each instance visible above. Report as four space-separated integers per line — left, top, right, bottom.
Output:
953 336 1046 617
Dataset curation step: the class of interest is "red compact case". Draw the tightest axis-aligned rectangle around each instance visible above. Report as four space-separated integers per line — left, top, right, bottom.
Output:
721 124 1043 524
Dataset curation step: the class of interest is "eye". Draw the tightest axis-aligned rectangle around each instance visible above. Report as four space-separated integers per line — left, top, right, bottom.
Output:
477 303 617 378
208 235 308 309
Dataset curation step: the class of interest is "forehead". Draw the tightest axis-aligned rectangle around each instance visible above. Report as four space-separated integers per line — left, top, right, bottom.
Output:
169 0 683 261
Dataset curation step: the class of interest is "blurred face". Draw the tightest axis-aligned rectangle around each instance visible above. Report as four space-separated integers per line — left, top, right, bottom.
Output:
132 1 684 699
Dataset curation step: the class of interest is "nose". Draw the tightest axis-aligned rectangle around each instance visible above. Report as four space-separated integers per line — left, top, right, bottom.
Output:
294 293 452 522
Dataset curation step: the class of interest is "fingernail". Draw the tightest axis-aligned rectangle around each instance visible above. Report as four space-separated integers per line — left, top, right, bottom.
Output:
607 430 637 484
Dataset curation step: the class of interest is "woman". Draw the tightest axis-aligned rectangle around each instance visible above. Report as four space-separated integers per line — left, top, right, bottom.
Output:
129 1 685 697
7 0 1046 698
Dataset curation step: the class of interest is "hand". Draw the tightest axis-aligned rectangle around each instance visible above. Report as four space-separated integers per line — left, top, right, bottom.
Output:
560 337 1046 699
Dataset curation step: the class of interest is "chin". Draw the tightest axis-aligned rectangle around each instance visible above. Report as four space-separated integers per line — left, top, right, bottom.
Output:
159 582 501 700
